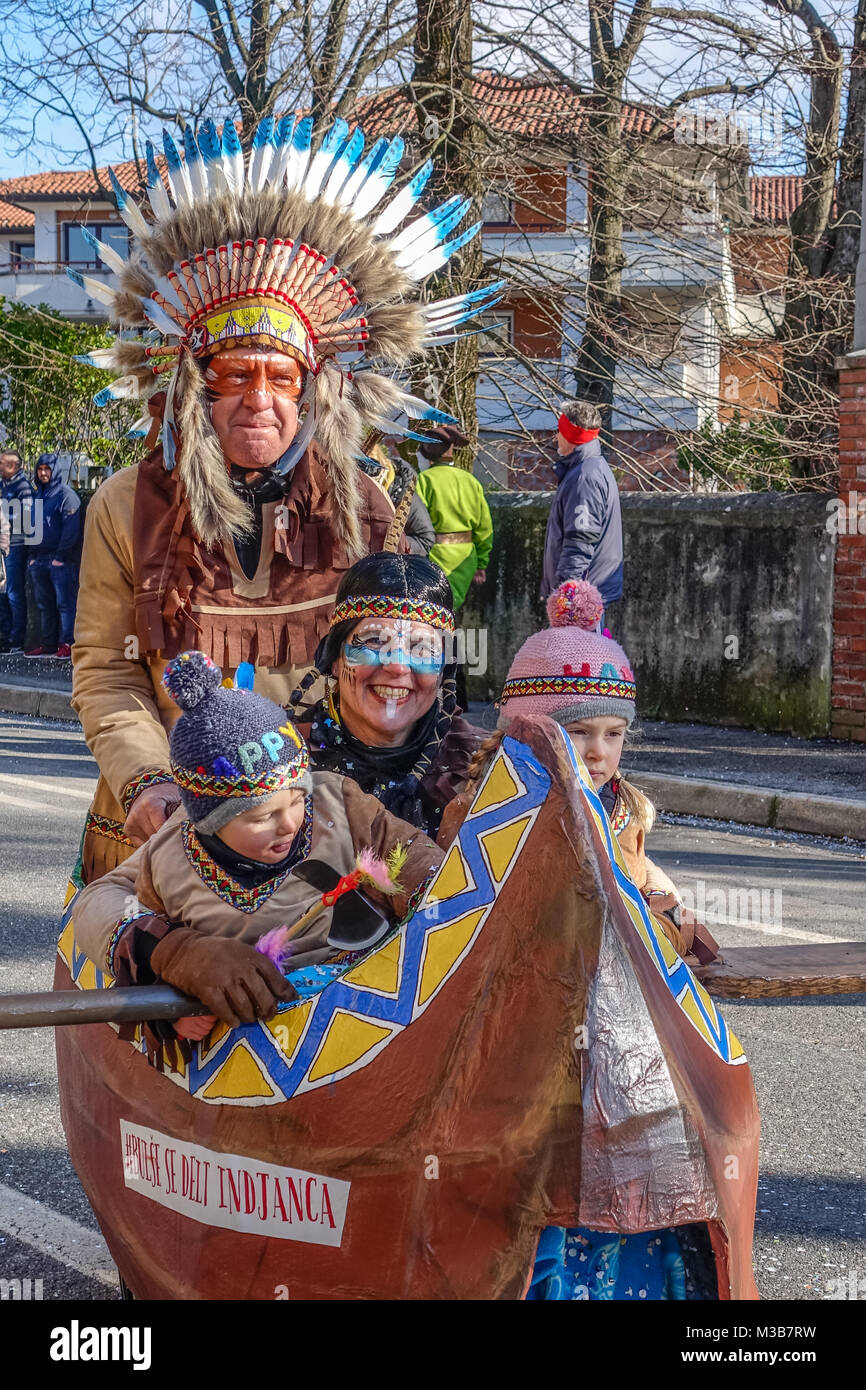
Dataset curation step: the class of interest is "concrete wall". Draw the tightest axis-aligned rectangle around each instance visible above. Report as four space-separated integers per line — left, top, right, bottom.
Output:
463 491 837 736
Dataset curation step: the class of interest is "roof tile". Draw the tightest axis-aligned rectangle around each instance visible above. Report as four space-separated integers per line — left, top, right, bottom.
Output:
0 197 34 230
749 175 803 225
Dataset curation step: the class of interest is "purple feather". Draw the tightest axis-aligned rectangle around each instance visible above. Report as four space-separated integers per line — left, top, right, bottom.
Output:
256 925 294 973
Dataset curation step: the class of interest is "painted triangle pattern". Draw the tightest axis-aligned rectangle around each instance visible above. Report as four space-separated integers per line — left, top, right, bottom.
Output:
556 728 745 1065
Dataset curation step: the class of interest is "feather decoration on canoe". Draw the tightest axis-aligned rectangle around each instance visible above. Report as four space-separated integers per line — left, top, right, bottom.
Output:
255 847 405 972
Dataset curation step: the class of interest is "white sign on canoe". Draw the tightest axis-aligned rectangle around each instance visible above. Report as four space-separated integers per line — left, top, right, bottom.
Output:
120 1119 351 1246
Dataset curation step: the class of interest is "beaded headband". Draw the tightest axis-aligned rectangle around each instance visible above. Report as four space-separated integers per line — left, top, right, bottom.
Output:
171 746 310 799
500 675 636 704
330 595 455 633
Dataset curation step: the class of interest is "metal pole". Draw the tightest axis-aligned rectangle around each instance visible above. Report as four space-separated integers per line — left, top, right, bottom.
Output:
0 986 207 1030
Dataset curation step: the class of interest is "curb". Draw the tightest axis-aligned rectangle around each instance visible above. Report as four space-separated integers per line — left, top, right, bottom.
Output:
1 682 865 842
0 682 76 722
635 770 866 843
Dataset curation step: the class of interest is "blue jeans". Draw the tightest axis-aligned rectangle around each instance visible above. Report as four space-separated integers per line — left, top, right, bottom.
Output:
0 545 28 646
29 555 78 648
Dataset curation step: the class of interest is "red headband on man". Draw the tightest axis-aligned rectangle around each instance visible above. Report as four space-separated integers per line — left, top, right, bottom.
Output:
558 414 600 447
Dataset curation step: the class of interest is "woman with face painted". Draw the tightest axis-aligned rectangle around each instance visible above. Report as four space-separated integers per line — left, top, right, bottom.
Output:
286 554 484 840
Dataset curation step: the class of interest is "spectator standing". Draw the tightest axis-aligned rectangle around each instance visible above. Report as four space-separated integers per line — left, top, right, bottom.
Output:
26 453 82 659
541 400 623 624
415 425 493 608
366 441 435 556
0 449 35 654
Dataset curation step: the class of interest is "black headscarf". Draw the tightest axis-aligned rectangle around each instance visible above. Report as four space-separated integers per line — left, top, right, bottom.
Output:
286 553 461 834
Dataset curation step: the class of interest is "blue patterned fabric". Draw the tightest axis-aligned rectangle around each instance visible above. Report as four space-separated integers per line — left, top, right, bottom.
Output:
527 1226 686 1301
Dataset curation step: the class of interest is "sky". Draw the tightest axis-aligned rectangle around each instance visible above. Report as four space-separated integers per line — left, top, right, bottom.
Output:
0 0 856 183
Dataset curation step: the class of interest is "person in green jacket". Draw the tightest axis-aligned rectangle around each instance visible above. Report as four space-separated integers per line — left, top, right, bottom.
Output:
415 425 494 610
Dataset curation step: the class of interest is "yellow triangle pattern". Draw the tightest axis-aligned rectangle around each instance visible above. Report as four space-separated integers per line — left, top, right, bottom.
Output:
417 907 486 1006
199 1019 232 1063
426 844 471 903
201 1042 277 1100
57 922 74 971
263 1000 313 1058
308 1011 393 1083
342 936 402 994
63 879 78 909
479 814 533 883
77 957 99 992
648 915 682 970
471 756 520 816
677 986 716 1051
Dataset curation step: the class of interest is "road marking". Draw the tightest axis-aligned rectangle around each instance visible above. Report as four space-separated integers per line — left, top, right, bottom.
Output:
711 914 848 946
0 772 93 801
0 1181 116 1289
0 790 84 814
0 750 94 764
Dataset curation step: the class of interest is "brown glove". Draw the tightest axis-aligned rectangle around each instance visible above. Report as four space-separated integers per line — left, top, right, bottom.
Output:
150 928 297 1027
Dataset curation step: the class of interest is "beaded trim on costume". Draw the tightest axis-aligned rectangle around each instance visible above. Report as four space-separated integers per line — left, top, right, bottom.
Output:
500 675 636 702
400 863 440 922
121 769 175 816
86 811 135 846
330 596 455 633
180 796 314 912
610 796 631 836
171 749 309 799
106 908 156 976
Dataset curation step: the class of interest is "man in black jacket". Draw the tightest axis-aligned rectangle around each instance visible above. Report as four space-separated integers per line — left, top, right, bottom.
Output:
0 449 35 654
26 453 82 659
540 400 623 618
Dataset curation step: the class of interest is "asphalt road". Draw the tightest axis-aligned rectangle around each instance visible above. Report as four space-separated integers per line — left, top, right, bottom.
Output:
0 711 863 1303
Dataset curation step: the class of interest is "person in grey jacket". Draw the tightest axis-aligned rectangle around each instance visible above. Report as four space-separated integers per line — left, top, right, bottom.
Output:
541 399 623 612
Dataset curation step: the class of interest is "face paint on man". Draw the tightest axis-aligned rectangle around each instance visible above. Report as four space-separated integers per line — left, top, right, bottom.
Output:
204 348 307 470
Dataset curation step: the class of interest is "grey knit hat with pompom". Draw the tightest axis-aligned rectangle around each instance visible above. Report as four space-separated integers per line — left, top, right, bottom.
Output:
163 650 311 832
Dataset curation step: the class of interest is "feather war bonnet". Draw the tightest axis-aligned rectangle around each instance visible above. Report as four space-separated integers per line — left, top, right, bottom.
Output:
69 115 504 552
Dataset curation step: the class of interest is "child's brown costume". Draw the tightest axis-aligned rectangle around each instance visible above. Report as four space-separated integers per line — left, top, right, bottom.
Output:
74 772 443 985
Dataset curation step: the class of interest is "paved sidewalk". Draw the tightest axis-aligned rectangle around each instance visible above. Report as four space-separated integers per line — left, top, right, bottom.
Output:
0 652 72 692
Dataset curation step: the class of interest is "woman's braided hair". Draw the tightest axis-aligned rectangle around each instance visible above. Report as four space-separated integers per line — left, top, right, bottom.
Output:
287 553 461 818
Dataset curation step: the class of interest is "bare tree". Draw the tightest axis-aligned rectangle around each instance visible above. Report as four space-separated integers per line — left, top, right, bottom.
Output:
0 0 416 175
411 0 485 454
758 0 865 477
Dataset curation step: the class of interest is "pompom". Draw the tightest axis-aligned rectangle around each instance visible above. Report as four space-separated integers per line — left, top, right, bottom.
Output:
546 580 604 631
162 650 223 711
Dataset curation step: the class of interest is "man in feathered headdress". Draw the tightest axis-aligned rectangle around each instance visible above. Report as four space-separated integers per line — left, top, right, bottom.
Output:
68 115 502 882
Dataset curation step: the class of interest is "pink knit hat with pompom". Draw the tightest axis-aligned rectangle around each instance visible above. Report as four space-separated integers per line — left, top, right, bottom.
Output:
498 580 636 729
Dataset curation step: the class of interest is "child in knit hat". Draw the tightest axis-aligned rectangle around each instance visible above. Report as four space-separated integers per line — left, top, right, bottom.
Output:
457 580 716 966
73 650 444 1044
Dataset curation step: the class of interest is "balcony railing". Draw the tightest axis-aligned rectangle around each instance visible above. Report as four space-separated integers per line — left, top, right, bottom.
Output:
476 356 707 433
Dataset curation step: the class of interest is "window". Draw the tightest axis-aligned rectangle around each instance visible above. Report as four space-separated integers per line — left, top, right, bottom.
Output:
10 241 35 267
63 222 129 268
479 309 514 353
481 188 513 225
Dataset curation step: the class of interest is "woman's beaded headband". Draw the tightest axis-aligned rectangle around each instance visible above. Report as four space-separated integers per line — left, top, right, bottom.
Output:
330 595 455 633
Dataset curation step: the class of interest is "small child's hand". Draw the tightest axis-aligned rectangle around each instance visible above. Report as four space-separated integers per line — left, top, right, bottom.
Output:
174 1014 217 1041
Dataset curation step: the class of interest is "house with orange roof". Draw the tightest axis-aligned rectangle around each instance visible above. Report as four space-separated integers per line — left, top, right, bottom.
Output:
0 75 800 486
0 163 139 318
